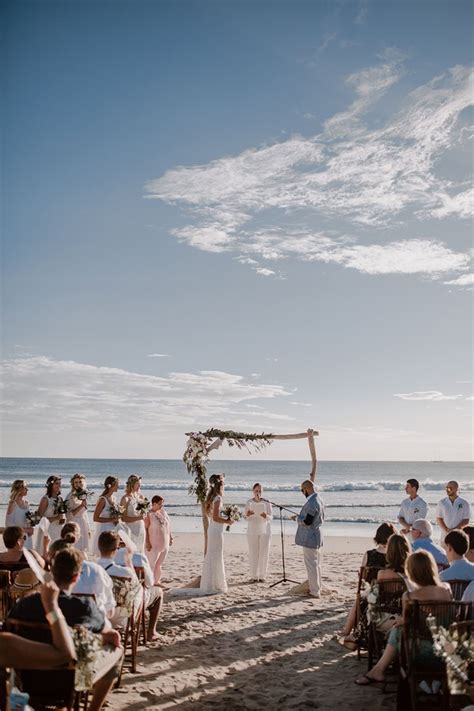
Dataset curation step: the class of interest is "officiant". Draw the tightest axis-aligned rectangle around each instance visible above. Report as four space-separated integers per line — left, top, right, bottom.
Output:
293 480 324 598
244 483 273 582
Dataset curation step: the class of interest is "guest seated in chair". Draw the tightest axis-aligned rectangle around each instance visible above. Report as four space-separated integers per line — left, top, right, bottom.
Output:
354 550 452 686
462 526 474 563
410 519 448 568
8 547 123 711
439 530 474 582
338 522 396 647
0 526 44 567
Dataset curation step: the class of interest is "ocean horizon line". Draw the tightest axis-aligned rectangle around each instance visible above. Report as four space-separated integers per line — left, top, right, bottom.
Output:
1 456 472 464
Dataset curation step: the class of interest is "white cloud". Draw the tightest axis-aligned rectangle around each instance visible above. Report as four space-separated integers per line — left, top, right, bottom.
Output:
147 353 171 358
290 401 312 407
444 273 474 286
466 396 474 401
394 390 464 401
0 356 291 432
255 267 276 277
145 62 473 284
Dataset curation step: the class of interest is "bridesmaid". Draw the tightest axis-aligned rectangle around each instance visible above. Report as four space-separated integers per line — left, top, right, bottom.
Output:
65 474 91 555
121 475 146 552
5 480 34 549
37 475 67 545
145 496 173 585
92 476 120 556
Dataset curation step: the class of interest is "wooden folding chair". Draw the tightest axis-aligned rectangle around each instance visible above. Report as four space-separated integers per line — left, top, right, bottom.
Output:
398 600 471 711
110 576 143 675
367 577 406 669
6 617 80 711
354 565 384 659
0 571 11 622
134 566 148 647
447 579 470 601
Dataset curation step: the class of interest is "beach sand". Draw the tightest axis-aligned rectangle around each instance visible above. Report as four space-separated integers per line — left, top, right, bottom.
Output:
110 532 396 710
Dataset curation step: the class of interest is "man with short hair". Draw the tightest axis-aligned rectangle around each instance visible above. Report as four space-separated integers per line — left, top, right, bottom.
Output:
436 481 471 546
439 530 474 582
293 480 324 599
411 519 448 567
398 479 428 535
9 548 123 711
98 531 163 641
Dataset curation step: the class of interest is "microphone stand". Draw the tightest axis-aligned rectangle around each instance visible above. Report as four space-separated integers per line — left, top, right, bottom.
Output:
262 499 300 588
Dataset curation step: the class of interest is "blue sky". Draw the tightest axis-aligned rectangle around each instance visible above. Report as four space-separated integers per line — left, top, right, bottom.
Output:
2 0 473 461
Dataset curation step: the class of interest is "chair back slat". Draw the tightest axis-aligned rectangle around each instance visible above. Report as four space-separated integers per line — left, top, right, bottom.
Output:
377 578 406 615
447 579 471 601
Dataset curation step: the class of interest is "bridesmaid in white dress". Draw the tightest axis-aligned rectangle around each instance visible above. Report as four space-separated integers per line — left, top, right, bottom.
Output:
200 474 233 594
120 475 146 552
5 480 34 550
92 476 120 555
37 475 67 545
65 474 91 555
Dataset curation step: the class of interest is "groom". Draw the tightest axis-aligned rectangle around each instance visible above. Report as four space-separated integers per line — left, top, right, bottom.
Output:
293 480 324 598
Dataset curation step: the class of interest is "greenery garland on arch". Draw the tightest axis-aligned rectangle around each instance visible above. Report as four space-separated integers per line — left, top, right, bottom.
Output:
183 429 274 503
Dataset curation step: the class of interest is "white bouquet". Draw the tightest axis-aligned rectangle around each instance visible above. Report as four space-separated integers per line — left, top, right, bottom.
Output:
222 503 241 532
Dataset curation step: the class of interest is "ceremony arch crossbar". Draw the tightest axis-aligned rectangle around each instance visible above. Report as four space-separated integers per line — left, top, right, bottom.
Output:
183 428 319 551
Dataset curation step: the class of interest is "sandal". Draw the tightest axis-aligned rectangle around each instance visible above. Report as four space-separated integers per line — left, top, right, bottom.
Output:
354 674 384 686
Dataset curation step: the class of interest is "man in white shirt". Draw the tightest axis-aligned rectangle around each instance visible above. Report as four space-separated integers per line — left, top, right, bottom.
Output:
398 479 428 535
436 481 471 546
73 558 116 619
97 531 163 641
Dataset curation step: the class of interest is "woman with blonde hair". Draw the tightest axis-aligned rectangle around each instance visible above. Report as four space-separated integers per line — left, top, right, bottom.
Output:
120 474 146 551
92 476 120 555
65 474 91 555
355 550 452 685
6 480 34 549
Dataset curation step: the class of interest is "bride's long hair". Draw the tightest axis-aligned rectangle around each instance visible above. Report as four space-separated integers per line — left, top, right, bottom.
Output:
205 474 224 516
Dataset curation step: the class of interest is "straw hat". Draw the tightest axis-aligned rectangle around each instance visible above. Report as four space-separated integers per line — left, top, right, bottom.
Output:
10 567 41 597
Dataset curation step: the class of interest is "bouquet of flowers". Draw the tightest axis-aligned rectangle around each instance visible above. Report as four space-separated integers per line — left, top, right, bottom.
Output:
111 576 142 616
25 510 42 526
72 625 102 691
74 488 94 502
427 615 474 695
362 580 380 623
222 504 241 532
109 502 125 520
54 496 68 522
135 497 150 515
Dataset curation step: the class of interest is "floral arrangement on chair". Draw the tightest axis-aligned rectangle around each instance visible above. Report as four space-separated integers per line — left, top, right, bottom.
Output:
427 615 474 695
112 577 142 616
72 626 102 691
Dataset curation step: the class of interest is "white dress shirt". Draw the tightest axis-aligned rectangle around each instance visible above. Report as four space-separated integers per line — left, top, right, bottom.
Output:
398 495 428 526
72 559 115 615
435 496 471 542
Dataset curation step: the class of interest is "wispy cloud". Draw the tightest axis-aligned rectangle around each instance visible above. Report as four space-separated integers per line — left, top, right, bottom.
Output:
290 401 312 407
147 353 172 358
355 0 368 25
394 390 464 401
0 356 291 432
145 62 473 284
444 273 474 287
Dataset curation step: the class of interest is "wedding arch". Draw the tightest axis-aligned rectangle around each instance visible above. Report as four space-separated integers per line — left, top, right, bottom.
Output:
183 427 319 550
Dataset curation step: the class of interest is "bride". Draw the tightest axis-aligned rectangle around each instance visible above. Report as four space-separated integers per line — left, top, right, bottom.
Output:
200 474 233 594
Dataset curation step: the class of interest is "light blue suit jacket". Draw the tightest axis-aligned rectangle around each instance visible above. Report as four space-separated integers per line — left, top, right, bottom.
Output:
295 492 324 549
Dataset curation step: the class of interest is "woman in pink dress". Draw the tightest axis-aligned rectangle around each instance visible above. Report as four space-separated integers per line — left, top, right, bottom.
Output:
145 496 173 585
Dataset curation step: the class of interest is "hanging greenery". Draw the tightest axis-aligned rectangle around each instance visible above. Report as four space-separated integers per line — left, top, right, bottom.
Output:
183 429 274 503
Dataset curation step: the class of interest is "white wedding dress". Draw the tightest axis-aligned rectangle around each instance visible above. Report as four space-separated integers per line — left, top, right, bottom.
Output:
200 495 228 594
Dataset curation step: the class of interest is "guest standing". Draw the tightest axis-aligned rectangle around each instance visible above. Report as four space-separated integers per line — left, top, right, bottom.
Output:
5 480 34 549
244 483 272 582
37 475 67 544
293 480 324 599
121 475 146 552
92 477 120 556
398 479 428 536
65 474 91 554
145 496 173 585
435 480 470 545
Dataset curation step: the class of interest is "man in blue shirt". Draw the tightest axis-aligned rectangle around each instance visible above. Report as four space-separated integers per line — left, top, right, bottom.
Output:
411 519 448 567
293 480 324 598
440 530 474 582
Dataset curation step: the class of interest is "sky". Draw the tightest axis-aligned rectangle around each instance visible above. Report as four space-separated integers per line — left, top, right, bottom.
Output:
1 0 473 461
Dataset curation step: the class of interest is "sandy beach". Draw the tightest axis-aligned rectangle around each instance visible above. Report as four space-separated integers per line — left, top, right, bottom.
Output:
109 532 396 710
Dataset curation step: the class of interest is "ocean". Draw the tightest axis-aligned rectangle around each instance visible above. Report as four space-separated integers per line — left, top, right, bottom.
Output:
1 458 473 538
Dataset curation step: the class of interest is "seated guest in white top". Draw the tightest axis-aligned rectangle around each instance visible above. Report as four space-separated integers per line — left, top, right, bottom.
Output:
115 544 155 589
49 526 115 619
97 531 163 641
439 530 474 582
410 519 448 567
398 479 428 536
461 580 474 604
436 481 470 546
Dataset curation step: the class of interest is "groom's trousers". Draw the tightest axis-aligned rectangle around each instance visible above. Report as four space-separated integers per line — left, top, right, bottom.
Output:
303 546 321 597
